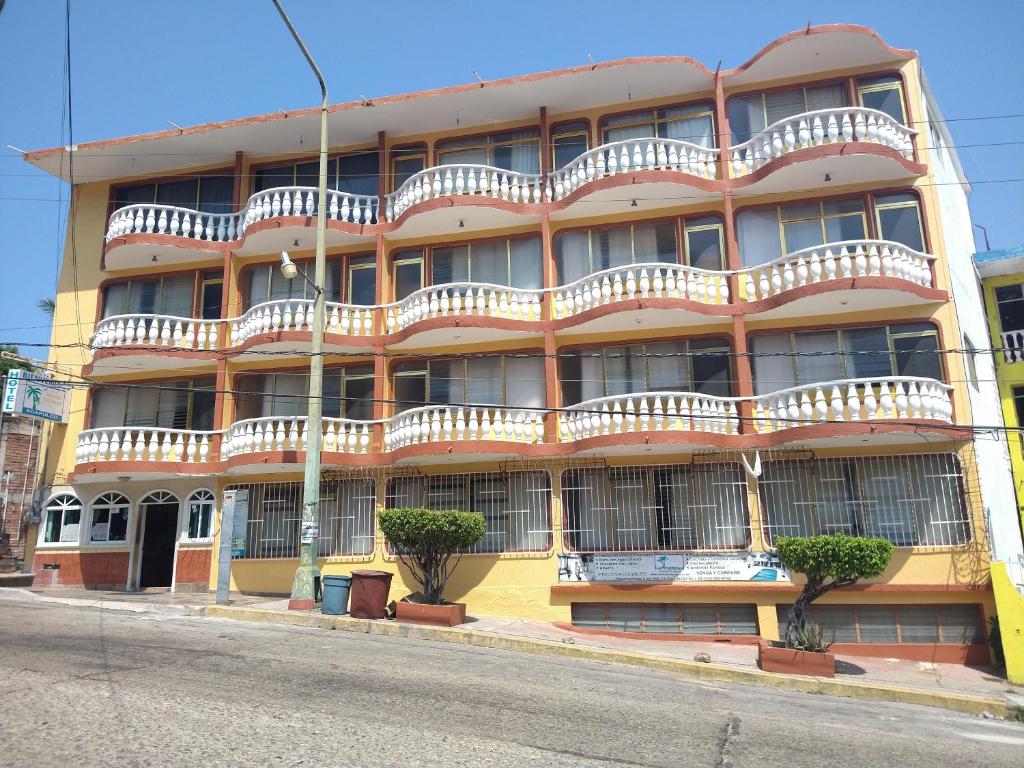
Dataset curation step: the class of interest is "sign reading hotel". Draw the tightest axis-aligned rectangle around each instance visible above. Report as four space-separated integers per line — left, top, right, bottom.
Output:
557 552 790 584
1 369 70 423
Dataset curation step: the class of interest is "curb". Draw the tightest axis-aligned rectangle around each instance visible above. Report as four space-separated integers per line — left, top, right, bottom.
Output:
203 605 1021 719
0 588 201 617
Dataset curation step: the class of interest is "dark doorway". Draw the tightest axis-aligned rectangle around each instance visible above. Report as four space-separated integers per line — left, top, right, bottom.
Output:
139 503 178 589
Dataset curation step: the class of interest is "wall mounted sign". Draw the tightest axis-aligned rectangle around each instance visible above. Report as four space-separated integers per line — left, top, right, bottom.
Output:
557 551 790 583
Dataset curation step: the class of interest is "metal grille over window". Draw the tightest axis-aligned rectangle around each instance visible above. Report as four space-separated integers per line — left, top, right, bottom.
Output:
572 602 758 636
561 463 750 552
385 471 552 554
226 479 376 559
774 603 983 645
759 453 971 547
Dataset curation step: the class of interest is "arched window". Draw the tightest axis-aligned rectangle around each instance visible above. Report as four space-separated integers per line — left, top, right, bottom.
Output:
42 494 81 544
90 492 131 543
185 489 215 540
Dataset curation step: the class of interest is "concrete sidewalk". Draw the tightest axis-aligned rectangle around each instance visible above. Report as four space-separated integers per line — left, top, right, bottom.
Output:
5 586 1023 720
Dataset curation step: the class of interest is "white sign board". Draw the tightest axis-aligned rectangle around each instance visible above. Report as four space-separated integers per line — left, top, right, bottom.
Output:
557 552 790 584
2 369 70 423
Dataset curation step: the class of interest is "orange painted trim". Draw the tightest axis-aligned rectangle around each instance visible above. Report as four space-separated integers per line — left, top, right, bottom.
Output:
551 582 989 596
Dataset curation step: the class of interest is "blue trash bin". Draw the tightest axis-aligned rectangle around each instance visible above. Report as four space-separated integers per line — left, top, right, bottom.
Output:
321 574 352 615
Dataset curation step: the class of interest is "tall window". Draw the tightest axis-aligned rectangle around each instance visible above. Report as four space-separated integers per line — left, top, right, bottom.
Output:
392 356 545 412
683 216 725 271
995 284 1024 334
185 489 215 541
235 366 374 422
551 121 589 170
42 494 81 544
90 492 130 543
560 340 732 405
561 464 749 552
750 324 942 394
390 145 426 191
252 152 380 199
600 103 715 147
728 84 848 144
386 472 551 554
760 454 970 547
555 222 677 284
857 76 907 125
431 237 543 289
245 259 342 309
874 194 924 252
112 174 234 214
102 274 198 319
436 130 541 175
392 250 424 301
89 378 216 431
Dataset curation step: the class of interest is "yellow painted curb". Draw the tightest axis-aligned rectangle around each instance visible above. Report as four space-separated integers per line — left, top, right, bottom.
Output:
203 605 1021 719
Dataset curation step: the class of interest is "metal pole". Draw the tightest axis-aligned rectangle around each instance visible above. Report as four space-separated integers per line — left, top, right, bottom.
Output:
272 0 328 610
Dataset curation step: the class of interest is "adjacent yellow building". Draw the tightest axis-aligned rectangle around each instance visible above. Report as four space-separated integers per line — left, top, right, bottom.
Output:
21 24 1024 665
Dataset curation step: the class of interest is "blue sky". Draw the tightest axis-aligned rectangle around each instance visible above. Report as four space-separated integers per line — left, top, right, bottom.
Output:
1 0 1022 350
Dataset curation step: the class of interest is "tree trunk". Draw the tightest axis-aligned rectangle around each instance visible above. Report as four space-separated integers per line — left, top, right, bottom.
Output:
784 578 821 649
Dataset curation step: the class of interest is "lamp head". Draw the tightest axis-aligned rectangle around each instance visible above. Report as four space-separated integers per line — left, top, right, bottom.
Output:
279 251 298 280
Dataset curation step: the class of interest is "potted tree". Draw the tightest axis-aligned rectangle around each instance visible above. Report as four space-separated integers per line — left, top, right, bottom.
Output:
760 534 893 677
378 507 486 627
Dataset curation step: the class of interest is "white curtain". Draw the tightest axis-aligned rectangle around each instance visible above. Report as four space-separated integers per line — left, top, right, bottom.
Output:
125 387 160 427
805 84 847 111
248 268 270 309
593 227 632 272
751 334 796 395
765 89 807 125
736 209 783 267
662 112 714 147
432 246 469 285
467 357 502 406
632 223 677 264
646 341 688 391
102 283 128 319
727 95 766 144
272 374 307 418
579 352 604 402
603 112 655 143
509 238 543 289
160 276 194 317
794 331 843 385
90 388 127 428
504 357 545 408
470 242 505 285
555 231 591 284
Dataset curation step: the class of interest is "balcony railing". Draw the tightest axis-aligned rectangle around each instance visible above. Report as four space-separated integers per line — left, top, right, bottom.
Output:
1001 330 1024 363
560 392 740 441
737 239 935 301
751 377 953 433
229 299 376 347
384 164 545 222
239 186 378 230
93 314 221 351
75 427 214 464
552 262 730 319
729 107 915 177
383 405 546 450
221 417 375 458
547 138 719 201
383 282 544 333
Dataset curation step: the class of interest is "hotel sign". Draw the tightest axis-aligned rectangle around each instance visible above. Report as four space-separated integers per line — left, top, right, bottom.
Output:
2 369 70 423
557 551 790 583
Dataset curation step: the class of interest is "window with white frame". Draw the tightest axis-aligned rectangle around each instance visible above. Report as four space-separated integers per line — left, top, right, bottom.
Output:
41 494 82 544
89 492 130 543
185 489 215 540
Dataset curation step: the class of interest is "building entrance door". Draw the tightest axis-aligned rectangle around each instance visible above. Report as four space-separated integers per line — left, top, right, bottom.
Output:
139 503 178 589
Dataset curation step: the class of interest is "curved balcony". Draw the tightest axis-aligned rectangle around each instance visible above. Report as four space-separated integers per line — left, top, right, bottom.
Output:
93 314 222 351
384 164 545 224
75 427 215 464
729 107 917 188
229 299 377 348
383 405 546 451
221 416 374 459
547 138 719 203
106 204 239 244
552 262 730 329
751 377 953 434
560 392 740 442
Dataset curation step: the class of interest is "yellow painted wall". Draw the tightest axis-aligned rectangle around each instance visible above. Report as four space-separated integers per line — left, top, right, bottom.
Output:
991 562 1024 683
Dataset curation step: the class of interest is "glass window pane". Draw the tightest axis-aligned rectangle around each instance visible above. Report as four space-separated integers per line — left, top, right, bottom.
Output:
859 82 906 124
253 165 293 192
343 376 374 420
102 283 129 319
393 373 426 412
394 257 423 300
751 334 797 395
825 214 866 243
90 388 127 428
736 209 783 267
794 331 843 384
191 386 216 431
470 241 507 285
509 237 543 289
160 275 194 317
685 225 723 270
646 342 687 391
593 227 632 271
467 357 502 405
113 183 155 209
727 96 764 145
128 279 159 315
337 152 379 198
392 155 424 189
295 162 318 188
691 341 732 397
876 197 924 251
505 357 545 408
997 286 1024 331
843 328 893 378
349 266 375 305
156 179 198 209
893 333 942 380
431 246 468 286
661 112 714 147
491 137 540 175
765 89 807 125
553 133 588 169
783 219 824 253
633 223 677 263
805 85 847 111
197 176 235 213
247 267 270 309
555 231 591 284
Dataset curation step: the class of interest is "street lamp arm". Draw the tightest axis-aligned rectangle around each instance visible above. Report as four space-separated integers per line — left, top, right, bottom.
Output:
271 0 327 107
291 265 322 298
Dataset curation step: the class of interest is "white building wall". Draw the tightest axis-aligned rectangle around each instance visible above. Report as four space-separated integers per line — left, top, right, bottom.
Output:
919 68 1024 560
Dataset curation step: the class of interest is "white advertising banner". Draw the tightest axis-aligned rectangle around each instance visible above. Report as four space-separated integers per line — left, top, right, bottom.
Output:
2 369 70 423
557 551 790 584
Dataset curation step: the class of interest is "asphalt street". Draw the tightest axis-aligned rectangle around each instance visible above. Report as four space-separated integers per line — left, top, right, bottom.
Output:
0 597 1022 767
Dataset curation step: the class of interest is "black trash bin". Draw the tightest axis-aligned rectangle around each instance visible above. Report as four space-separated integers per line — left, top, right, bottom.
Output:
348 570 393 619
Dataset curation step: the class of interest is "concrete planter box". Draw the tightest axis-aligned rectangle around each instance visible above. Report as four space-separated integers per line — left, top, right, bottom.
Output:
396 601 467 627
758 641 836 677
0 573 34 588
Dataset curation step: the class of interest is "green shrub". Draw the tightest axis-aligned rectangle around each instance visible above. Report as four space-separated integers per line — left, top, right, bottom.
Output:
776 534 893 651
378 507 486 605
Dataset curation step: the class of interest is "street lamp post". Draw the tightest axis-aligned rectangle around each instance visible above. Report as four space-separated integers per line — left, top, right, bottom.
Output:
272 0 329 610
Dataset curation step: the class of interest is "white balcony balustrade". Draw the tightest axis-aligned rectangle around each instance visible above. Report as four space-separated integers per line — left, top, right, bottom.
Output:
228 300 376 346
384 165 545 222
383 283 544 333
552 263 729 319
383 405 546 450
752 377 953 433
221 417 374 458
92 314 221 351
105 204 239 243
547 138 719 201
1001 330 1024 364
560 393 740 441
76 427 214 464
737 240 935 301
239 186 378 232
729 107 916 177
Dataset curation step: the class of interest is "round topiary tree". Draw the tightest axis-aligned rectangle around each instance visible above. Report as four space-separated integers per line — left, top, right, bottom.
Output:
776 534 893 651
378 507 487 605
